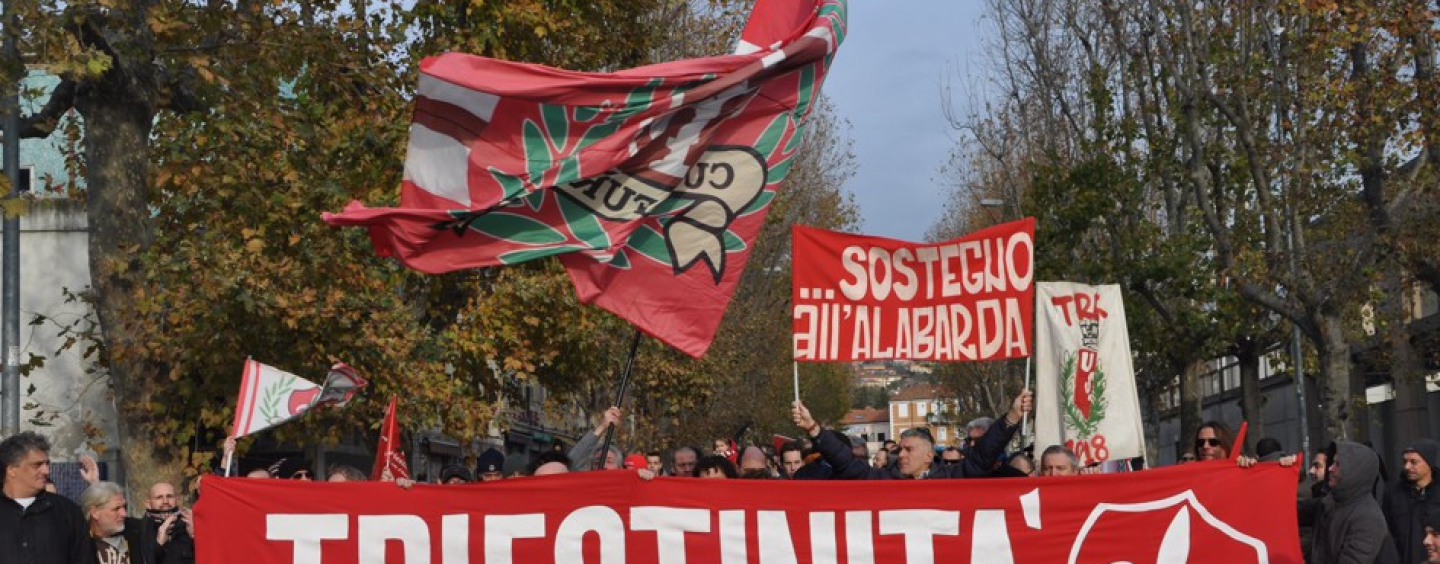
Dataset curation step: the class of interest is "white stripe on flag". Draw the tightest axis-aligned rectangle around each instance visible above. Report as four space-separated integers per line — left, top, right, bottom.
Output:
229 361 250 437
734 40 762 55
244 360 264 435
806 25 835 53
403 123 474 207
417 75 500 122
760 50 787 69
236 360 261 436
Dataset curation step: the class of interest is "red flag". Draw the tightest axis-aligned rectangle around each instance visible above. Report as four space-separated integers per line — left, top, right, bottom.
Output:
371 396 410 481
1232 420 1249 461
323 0 847 358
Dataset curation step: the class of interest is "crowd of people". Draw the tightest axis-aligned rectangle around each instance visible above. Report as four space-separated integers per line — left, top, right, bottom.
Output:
1 432 193 564
1233 430 1440 564
3 388 1437 563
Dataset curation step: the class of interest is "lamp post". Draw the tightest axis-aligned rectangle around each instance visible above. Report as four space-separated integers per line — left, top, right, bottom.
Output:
2 0 22 436
979 198 1007 224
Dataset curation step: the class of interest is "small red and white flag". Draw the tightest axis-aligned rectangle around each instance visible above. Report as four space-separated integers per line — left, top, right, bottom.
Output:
371 396 410 482
229 359 368 438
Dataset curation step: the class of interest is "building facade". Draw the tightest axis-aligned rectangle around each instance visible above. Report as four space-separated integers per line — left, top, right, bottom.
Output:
841 407 890 454
889 384 960 446
1154 290 1440 467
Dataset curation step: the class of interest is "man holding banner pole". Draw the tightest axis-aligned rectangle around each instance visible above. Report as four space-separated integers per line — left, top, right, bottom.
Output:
791 389 1031 480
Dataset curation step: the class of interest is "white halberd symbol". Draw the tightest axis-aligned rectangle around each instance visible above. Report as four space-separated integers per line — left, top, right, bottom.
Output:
1068 490 1269 564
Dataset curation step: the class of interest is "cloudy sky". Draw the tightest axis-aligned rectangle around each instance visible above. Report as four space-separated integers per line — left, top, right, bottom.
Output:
822 1 993 242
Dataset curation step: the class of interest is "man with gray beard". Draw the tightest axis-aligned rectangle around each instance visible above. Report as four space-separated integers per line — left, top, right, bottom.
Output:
81 481 156 564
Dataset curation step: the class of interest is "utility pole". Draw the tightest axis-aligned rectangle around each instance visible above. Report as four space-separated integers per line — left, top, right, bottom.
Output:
1 1 21 436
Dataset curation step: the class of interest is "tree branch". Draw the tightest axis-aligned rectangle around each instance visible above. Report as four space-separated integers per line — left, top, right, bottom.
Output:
1235 281 1317 342
13 78 78 139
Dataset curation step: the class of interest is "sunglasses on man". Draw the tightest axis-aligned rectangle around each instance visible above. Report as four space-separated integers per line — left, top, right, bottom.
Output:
1198 438 1223 447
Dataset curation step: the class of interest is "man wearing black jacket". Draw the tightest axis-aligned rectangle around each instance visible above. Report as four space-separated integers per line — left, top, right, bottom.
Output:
1383 438 1440 564
144 482 193 564
1 431 88 564
791 389 1032 480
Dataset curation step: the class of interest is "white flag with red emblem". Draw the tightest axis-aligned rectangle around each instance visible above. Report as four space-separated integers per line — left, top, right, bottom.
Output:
1034 282 1145 467
229 359 368 438
371 395 410 481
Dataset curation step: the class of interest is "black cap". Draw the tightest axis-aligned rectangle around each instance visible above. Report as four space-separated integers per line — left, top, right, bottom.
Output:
477 448 505 474
440 464 473 483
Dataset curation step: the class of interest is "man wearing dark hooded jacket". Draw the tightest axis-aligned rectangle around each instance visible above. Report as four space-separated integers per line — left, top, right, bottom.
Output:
1382 439 1440 564
791 390 1031 480
1271 442 1400 564
1246 442 1400 563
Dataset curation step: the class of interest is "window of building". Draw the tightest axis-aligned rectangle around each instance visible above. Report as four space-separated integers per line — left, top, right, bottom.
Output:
1222 363 1240 391
10 166 32 193
915 402 927 417
897 403 908 417
937 427 948 442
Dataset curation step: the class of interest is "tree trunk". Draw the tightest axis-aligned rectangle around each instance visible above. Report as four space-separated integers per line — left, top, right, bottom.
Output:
1389 282 1428 451
1179 359 1205 456
76 92 165 498
1141 390 1162 468
1236 339 1263 453
1316 313 1362 442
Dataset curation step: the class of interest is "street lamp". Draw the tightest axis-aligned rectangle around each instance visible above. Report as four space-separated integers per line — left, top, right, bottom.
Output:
978 198 1009 225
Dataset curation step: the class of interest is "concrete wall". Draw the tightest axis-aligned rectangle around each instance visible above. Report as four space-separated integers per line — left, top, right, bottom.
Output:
0 199 118 466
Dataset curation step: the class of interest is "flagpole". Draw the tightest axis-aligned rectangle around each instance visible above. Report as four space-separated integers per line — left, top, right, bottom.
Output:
1021 357 1032 446
596 329 643 470
793 361 800 403
222 355 251 478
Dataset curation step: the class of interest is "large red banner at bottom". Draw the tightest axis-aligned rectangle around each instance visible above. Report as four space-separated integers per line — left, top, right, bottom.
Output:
195 460 1301 563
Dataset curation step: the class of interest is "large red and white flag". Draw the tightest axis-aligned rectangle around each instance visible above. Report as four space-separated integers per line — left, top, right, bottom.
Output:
323 0 847 358
371 396 410 482
1034 282 1146 467
229 359 367 438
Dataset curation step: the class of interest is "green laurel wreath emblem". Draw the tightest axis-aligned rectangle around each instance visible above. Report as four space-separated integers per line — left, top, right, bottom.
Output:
257 379 287 426
1060 350 1108 439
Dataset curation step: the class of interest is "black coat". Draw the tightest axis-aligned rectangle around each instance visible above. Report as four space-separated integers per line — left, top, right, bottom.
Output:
0 490 89 564
155 520 193 564
1381 439 1440 564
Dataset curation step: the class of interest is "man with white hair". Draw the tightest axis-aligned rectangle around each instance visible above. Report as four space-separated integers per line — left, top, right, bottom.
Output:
568 406 624 470
81 481 155 564
1038 445 1080 477
1 431 88 564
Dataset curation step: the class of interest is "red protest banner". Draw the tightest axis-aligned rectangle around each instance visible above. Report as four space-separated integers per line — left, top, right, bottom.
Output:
792 219 1036 362
195 460 1301 563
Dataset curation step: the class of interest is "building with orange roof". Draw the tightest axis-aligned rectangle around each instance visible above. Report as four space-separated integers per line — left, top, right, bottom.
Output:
889 384 960 446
